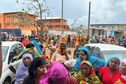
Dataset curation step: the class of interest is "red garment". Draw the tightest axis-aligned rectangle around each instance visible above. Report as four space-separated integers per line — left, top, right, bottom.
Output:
99 66 124 84
64 76 78 84
22 40 29 46
41 55 49 60
120 76 126 84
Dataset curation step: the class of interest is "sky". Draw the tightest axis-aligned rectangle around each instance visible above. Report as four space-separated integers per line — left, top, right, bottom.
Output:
1 0 126 28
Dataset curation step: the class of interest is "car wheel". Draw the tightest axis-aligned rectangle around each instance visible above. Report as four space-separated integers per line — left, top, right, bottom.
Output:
3 77 11 84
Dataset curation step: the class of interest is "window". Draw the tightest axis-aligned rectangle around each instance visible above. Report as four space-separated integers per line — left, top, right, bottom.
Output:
8 43 24 63
2 46 9 62
8 44 17 64
15 43 24 55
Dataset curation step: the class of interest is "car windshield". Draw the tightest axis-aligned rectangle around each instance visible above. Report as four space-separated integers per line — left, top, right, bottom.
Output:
2 46 9 62
102 50 126 62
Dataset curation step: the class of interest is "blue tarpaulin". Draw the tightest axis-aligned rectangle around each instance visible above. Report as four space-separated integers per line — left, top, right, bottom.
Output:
1 29 21 36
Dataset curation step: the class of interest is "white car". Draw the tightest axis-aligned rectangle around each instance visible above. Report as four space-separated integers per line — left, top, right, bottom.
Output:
85 43 126 61
0 41 25 84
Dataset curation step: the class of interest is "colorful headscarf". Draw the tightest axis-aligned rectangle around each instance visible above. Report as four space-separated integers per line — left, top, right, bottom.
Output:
73 61 101 84
74 46 91 71
31 40 42 55
80 61 96 77
80 61 92 71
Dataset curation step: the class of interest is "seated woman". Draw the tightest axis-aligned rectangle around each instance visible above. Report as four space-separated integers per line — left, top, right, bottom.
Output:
73 61 101 84
15 53 33 84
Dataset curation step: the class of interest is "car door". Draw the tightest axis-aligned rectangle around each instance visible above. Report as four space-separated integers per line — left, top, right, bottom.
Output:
5 44 18 82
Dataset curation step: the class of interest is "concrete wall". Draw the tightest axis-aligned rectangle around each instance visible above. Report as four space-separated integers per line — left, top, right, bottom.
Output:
91 24 126 36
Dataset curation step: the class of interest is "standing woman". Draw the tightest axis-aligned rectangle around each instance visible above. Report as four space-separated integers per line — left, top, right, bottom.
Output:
99 57 123 84
23 57 47 84
51 42 69 64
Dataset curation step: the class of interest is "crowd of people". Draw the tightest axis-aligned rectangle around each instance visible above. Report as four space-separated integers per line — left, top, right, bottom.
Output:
1 33 126 84
2 33 126 48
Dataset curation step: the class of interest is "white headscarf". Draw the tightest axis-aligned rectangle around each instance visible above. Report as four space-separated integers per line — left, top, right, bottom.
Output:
121 59 126 65
120 59 126 80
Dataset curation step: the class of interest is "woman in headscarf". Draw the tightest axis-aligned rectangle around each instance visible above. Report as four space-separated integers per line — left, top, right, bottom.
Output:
40 61 68 84
15 53 33 84
74 47 90 71
99 57 124 84
51 42 69 64
73 61 101 84
74 46 107 72
118 59 126 83
23 57 47 84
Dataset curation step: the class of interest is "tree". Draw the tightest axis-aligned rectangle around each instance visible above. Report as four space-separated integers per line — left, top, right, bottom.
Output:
17 12 33 27
17 0 51 37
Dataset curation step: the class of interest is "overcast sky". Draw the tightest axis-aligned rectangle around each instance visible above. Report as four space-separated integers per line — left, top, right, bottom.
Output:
0 0 126 28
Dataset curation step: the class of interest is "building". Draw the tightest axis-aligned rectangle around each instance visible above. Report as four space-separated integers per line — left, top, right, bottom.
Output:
37 18 68 31
91 24 126 37
0 12 69 35
90 27 107 37
0 12 37 35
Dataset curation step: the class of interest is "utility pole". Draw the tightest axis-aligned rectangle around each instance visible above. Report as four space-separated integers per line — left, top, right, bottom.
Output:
88 1 91 37
0 23 2 78
61 0 64 35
